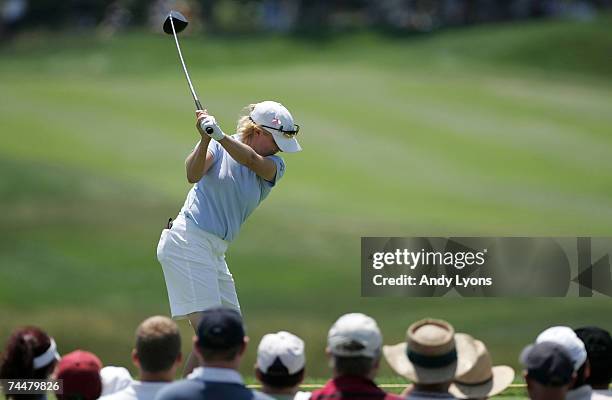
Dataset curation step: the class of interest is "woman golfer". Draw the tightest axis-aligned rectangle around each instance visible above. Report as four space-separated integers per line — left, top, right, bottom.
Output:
156 100 301 374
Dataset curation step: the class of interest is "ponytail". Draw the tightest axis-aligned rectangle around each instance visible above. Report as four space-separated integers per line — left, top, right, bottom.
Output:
237 104 258 144
0 327 55 381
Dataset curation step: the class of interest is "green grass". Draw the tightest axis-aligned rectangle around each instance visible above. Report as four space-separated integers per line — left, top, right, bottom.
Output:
30 381 531 400
0 13 611 390
250 380 529 398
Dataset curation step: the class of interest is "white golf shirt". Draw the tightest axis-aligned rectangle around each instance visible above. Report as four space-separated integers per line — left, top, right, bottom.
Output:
99 380 170 400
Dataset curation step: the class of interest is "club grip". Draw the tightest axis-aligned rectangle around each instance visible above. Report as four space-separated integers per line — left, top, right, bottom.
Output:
195 103 211 133
199 119 215 135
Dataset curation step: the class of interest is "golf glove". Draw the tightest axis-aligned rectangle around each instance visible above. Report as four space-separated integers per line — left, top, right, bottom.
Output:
200 116 225 141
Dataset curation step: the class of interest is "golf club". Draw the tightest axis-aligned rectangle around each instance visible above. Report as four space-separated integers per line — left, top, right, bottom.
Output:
163 10 213 134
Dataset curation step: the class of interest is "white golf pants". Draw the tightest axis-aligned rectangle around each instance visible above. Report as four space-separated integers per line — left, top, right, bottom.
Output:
156 213 240 318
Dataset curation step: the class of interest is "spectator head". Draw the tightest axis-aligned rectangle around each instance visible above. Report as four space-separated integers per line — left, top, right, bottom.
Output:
0 326 59 382
520 341 575 400
449 339 515 400
195 307 247 367
326 313 382 379
384 319 478 390
100 366 133 396
133 315 182 376
575 326 612 389
536 326 589 387
55 350 103 400
255 331 305 392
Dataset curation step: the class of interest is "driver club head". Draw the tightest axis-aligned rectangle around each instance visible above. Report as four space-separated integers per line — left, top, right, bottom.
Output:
163 10 188 34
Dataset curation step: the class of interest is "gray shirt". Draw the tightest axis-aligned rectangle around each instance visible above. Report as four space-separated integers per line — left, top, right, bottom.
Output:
405 390 456 400
155 367 274 400
567 385 610 400
593 389 612 399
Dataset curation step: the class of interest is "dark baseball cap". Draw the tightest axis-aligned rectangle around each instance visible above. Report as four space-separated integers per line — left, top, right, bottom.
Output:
197 307 245 349
575 326 612 360
520 342 574 387
575 326 612 383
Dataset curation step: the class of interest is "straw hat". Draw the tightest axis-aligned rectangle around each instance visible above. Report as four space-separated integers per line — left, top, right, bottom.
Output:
383 319 478 384
449 339 515 399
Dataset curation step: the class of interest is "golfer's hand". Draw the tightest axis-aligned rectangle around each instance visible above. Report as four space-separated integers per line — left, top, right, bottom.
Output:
196 111 225 141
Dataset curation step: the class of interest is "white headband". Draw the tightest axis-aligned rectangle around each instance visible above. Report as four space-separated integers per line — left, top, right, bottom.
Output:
33 338 60 369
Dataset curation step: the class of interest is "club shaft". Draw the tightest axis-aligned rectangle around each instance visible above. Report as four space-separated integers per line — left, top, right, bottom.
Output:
170 16 201 110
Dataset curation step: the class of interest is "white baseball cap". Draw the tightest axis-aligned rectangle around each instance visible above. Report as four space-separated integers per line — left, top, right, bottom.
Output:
250 101 301 153
328 313 382 358
257 331 305 375
100 366 133 396
536 326 587 371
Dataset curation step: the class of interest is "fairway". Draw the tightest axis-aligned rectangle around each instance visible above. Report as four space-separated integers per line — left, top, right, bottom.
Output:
1 12 611 388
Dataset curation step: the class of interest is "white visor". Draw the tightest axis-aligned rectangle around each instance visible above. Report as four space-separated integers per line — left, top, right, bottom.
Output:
33 338 60 369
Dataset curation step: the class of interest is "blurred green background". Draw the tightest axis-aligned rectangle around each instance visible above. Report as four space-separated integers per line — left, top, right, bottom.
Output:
1 5 612 394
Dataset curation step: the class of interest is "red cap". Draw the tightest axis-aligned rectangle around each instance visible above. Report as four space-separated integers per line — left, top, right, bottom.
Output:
56 350 103 400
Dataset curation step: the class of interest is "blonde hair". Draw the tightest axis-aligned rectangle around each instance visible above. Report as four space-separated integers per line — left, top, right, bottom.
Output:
236 104 262 145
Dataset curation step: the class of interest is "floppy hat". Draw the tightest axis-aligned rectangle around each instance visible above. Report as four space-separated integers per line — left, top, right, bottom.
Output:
328 313 382 358
383 319 478 384
520 342 574 387
250 101 301 153
449 339 515 399
536 326 587 371
258 331 305 375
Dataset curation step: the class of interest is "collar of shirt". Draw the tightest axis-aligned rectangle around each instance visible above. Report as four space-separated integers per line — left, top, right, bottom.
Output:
189 367 244 384
566 385 593 400
131 381 169 388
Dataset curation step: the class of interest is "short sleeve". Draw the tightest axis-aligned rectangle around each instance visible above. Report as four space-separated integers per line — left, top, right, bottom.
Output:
263 155 285 187
193 139 221 163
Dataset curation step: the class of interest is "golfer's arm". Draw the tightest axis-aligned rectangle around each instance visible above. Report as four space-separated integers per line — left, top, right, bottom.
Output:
218 136 277 182
185 136 214 183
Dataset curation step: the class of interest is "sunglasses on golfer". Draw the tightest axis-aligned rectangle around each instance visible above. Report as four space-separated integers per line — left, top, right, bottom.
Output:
250 117 300 138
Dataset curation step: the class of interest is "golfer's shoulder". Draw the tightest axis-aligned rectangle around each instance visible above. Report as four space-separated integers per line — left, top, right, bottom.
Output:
154 378 204 400
207 139 223 157
266 154 286 173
